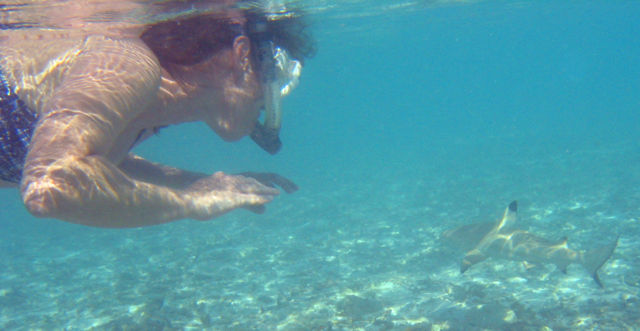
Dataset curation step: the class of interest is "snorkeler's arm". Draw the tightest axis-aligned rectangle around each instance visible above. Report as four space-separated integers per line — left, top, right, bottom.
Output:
120 155 299 193
119 154 208 190
20 37 277 227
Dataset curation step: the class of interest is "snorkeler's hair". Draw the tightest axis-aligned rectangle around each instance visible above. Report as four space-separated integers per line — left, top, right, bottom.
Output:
140 13 243 66
244 8 316 65
140 5 315 68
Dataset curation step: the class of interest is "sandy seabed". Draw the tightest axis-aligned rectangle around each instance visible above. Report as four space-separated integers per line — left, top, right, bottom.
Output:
1 140 638 331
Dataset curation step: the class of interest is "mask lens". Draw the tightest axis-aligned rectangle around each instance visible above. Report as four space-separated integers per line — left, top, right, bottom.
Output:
272 46 302 97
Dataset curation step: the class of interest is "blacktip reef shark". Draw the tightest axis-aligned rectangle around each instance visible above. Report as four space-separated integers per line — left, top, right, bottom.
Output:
442 201 618 287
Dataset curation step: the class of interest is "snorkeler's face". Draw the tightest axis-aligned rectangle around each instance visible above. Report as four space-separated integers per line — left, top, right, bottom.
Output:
168 36 264 141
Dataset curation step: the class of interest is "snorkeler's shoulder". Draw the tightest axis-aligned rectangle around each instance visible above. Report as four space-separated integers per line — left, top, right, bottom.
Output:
1 31 162 112
0 31 85 114
0 25 149 68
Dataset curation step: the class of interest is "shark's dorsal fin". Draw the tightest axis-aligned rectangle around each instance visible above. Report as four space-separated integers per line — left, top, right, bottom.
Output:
496 200 518 232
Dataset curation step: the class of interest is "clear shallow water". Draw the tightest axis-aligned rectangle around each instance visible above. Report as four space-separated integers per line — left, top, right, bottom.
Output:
1 0 640 330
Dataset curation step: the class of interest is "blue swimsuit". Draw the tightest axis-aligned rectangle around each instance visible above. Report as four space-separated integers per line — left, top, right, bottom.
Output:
0 69 37 183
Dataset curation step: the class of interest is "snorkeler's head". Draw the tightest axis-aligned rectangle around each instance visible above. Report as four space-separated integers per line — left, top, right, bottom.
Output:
243 4 315 154
140 1 315 154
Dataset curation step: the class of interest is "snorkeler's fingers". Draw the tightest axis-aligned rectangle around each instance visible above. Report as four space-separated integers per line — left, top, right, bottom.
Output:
238 177 281 196
237 172 299 194
186 173 280 220
190 172 279 196
268 173 298 193
189 190 274 221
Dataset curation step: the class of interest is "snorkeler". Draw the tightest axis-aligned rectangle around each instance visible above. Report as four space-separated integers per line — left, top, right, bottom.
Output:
0 0 314 227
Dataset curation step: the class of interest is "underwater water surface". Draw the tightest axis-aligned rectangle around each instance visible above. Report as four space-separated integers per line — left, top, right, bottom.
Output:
1 0 639 330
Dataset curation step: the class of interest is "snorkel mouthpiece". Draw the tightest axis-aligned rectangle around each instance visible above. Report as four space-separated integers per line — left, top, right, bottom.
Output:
251 122 281 154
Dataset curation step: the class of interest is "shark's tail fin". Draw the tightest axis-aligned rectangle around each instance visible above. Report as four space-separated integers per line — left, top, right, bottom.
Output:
580 236 618 288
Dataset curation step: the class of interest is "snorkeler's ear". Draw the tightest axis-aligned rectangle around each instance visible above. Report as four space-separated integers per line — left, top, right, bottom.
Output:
233 36 251 71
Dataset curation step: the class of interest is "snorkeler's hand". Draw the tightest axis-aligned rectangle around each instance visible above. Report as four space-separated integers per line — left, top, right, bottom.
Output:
237 172 299 194
186 172 280 220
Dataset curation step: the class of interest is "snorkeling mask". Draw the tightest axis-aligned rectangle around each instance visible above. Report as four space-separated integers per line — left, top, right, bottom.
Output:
250 1 302 154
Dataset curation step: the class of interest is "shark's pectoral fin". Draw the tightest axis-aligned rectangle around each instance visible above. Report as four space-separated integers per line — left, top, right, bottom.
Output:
461 249 487 274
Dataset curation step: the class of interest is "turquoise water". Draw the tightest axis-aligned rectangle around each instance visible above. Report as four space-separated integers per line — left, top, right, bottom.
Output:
1 0 640 329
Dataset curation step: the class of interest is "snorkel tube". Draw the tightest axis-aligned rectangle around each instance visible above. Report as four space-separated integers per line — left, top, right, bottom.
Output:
250 0 302 154
251 67 283 154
